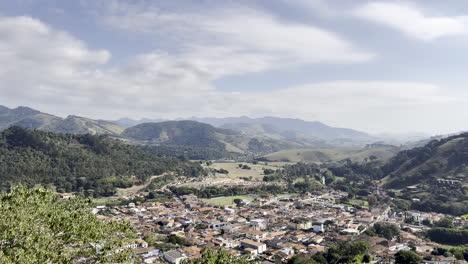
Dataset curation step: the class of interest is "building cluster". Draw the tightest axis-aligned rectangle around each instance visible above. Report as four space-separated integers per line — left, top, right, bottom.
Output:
95 190 466 264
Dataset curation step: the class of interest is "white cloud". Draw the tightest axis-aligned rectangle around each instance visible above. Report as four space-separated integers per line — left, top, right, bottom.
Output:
354 2 468 40
0 12 463 134
101 1 374 72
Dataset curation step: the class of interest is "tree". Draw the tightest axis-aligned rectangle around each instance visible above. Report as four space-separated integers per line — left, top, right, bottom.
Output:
367 196 378 207
372 222 400 240
233 198 243 206
182 248 258 264
434 217 454 228
394 250 421 264
0 186 136 263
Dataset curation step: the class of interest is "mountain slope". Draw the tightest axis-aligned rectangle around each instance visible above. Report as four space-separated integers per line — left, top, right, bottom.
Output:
381 133 468 214
192 116 377 142
0 105 123 135
263 148 397 163
122 120 235 148
122 120 321 154
111 116 379 147
0 126 203 196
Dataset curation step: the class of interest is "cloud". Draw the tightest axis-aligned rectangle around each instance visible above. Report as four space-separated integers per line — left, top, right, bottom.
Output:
0 11 462 134
100 1 374 72
354 2 468 40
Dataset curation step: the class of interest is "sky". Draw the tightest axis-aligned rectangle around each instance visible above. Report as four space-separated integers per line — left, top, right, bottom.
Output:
1 0 468 135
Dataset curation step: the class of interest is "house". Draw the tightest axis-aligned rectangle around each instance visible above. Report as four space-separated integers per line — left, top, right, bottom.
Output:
241 239 267 254
250 219 267 230
57 193 74 199
291 218 312 230
125 239 148 249
164 250 187 264
312 223 325 233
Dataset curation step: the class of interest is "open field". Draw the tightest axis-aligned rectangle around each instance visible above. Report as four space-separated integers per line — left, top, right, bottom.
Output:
262 148 396 163
202 195 255 205
115 174 164 197
206 162 281 181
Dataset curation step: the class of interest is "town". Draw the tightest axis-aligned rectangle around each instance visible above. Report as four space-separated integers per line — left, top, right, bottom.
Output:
91 182 467 264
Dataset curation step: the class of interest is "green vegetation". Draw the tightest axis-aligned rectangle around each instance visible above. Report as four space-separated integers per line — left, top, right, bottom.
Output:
394 250 421 264
0 127 204 197
263 148 395 163
291 240 370 264
0 186 136 263
323 134 468 215
427 227 468 245
122 120 235 149
182 248 258 264
202 195 255 205
382 134 468 214
171 184 287 198
140 144 238 160
365 222 400 240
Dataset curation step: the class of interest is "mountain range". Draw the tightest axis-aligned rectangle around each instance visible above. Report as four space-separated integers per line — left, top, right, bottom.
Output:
0 105 428 156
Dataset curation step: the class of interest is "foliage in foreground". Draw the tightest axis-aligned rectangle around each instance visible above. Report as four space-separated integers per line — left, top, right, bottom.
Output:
0 186 137 263
182 248 258 264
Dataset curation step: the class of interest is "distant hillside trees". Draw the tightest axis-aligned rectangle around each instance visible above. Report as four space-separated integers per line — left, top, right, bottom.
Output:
0 127 204 197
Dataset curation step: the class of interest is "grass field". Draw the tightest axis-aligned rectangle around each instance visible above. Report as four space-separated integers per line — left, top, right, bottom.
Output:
263 148 396 163
207 162 281 181
202 195 255 206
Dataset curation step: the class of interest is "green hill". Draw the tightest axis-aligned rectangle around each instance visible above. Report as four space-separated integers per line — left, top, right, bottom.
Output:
263 148 397 163
122 120 316 155
381 133 468 215
0 127 203 197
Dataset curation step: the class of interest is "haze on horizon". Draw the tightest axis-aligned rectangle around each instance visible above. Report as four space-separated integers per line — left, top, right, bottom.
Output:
1 0 468 135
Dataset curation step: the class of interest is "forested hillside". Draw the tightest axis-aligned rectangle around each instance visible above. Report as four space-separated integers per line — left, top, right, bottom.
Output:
381 133 468 215
0 127 204 197
323 133 468 215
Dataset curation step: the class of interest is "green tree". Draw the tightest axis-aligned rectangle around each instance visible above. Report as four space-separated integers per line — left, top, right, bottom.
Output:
434 217 454 228
367 196 378 207
0 186 136 263
182 248 259 264
394 250 422 264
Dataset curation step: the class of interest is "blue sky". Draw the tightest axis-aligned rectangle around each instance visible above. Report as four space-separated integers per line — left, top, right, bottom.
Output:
1 0 468 134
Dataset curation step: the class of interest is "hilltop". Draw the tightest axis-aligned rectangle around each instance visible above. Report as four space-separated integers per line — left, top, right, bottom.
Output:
0 105 122 135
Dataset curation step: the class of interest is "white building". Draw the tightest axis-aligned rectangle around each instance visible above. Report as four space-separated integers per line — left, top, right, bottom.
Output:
250 219 267 230
164 250 187 264
241 239 267 254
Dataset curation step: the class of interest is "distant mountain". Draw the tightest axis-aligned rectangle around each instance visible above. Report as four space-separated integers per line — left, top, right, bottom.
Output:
113 116 380 148
110 117 166 128
122 120 235 149
191 116 376 142
121 120 324 154
0 105 123 135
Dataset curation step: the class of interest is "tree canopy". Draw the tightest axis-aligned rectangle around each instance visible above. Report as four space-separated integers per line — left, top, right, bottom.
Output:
394 250 421 264
0 186 137 263
0 127 204 197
